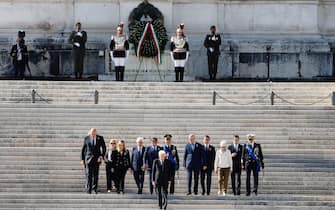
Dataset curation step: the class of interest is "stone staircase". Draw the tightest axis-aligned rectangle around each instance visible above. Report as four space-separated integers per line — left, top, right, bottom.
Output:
0 81 334 209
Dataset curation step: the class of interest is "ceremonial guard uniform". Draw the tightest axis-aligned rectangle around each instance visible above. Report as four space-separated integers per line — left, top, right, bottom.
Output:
204 25 221 80
69 22 87 79
242 134 264 196
110 22 129 81
10 31 29 79
170 24 189 82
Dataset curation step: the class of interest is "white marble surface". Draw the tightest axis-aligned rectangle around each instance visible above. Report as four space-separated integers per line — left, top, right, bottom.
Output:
0 0 333 36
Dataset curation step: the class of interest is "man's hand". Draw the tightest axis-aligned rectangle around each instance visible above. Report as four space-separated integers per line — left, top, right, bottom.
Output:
80 161 85 168
152 181 156 188
232 153 237 158
203 166 207 171
215 170 218 175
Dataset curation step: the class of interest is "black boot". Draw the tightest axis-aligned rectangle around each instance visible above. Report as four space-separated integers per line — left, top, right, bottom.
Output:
175 67 179 82
115 67 119 81
120 66 125 81
180 67 184 82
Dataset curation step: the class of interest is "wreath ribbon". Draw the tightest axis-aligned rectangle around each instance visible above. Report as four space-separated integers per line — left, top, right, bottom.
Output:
136 21 161 64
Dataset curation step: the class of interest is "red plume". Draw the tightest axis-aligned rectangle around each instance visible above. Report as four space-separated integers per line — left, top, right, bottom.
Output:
180 23 185 30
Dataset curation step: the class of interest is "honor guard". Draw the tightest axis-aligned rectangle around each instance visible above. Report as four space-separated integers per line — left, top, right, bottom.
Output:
110 22 129 81
170 23 189 82
204 25 221 80
10 31 29 79
69 22 87 79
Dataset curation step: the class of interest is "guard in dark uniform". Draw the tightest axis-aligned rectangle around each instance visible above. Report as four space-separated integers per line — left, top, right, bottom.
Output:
69 22 87 79
170 24 189 82
204 25 221 80
110 22 129 81
242 134 264 196
228 135 243 195
10 31 29 79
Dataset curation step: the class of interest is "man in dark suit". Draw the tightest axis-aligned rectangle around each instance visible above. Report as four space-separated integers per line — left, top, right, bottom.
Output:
131 137 146 194
162 134 179 195
143 137 162 194
80 128 106 194
228 135 243 195
243 134 264 196
152 150 172 210
204 25 221 80
184 134 205 195
10 31 29 79
201 135 216 195
69 22 87 79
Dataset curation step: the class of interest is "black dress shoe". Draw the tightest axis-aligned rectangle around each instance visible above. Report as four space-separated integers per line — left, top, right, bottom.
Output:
86 191 92 194
246 193 250 196
202 192 205 195
194 192 198 195
186 192 192 196
94 191 98 194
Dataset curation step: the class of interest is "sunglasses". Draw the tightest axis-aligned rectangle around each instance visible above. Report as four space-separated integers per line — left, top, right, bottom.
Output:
110 143 116 145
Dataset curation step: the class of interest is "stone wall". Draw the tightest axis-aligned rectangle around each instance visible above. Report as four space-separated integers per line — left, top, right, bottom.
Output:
0 0 334 80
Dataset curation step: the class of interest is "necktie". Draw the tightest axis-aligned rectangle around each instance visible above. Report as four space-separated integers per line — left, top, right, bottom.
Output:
92 137 95 146
138 147 141 156
235 144 238 151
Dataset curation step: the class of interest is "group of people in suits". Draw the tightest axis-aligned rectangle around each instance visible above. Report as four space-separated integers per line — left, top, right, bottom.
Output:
80 129 264 210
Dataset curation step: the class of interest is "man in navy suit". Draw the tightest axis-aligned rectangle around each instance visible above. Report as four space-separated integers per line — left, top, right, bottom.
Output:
163 134 179 195
131 137 146 194
228 135 243 195
80 128 106 194
143 137 162 194
201 135 216 195
183 134 205 195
